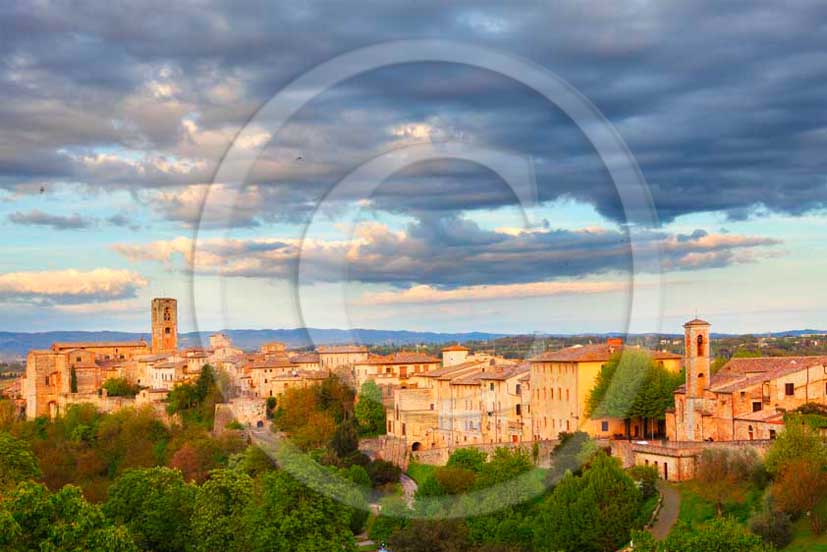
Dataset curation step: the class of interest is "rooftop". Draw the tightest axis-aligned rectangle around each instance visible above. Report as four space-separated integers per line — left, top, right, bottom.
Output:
441 344 469 352
530 342 681 363
317 344 368 354
362 351 440 365
51 340 148 351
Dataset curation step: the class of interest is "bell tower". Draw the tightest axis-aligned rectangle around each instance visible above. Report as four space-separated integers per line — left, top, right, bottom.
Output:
684 318 711 398
151 298 178 354
683 317 710 441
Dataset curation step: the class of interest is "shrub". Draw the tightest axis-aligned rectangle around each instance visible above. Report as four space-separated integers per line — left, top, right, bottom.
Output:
367 459 401 486
749 505 793 549
628 464 659 500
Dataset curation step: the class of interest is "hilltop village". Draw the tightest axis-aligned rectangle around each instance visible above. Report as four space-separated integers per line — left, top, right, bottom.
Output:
6 297 827 481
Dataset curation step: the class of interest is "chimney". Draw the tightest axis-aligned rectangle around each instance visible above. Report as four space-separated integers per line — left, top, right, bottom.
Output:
607 337 623 353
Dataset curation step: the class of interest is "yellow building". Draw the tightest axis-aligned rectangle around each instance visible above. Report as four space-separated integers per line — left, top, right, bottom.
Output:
529 339 682 440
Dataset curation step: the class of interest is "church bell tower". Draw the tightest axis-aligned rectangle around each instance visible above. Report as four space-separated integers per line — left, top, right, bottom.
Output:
151 298 178 354
683 317 710 441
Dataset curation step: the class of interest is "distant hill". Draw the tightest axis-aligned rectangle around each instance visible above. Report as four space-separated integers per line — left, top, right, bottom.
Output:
0 328 511 359
1 327 823 361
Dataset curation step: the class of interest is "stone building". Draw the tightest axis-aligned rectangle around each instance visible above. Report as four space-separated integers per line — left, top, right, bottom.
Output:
25 340 149 418
528 339 681 441
386 355 529 452
628 318 827 481
352 351 441 399
667 319 827 443
317 344 369 370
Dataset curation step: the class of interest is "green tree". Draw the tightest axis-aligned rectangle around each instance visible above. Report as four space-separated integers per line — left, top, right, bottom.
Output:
190 469 253 552
369 496 408 544
331 416 360 459
103 467 196 552
537 452 641 552
355 380 386 435
243 470 356 552
102 378 141 398
0 481 137 551
765 417 827 475
0 431 41 490
694 448 760 516
70 366 78 393
387 519 472 552
652 518 773 551
587 351 683 436
447 448 487 473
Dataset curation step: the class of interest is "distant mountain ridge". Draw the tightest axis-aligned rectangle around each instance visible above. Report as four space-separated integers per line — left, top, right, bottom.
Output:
0 328 511 359
0 327 823 360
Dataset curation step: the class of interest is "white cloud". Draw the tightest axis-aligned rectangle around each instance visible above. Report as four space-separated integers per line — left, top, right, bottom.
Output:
0 269 148 304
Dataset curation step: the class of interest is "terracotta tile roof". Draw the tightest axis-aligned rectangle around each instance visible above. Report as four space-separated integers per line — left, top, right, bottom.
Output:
734 409 786 423
420 359 487 379
136 354 170 362
683 318 711 326
291 352 320 363
719 356 827 376
675 355 827 395
52 340 148 350
530 343 681 363
153 360 186 369
362 352 440 365
441 344 469 352
452 371 485 385
478 362 531 381
249 357 296 369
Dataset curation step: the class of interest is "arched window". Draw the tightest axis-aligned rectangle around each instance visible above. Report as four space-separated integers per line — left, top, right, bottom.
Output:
163 307 171 321
696 334 704 356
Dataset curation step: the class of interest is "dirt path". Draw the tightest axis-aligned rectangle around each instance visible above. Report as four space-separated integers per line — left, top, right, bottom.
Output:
399 473 418 507
647 480 681 540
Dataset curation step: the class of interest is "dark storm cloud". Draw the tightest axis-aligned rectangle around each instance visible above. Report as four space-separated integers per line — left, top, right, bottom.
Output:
8 209 92 230
114 213 781 287
2 1 827 225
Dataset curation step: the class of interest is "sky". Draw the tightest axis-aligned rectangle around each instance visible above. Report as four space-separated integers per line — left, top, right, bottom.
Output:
1 1 826 335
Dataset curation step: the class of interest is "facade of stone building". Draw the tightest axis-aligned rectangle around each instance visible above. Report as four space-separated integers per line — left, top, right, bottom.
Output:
25 340 149 418
352 351 441 394
666 319 827 443
528 340 682 441
317 344 369 370
386 354 529 452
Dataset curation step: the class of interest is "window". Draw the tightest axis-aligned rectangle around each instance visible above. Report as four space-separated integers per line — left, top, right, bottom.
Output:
769 429 777 439
785 383 794 396
430 403 434 410
752 401 762 412
76 356 81 362
516 404 522 416
489 383 494 391
601 421 609 432
515 384 521 395
165 327 171 335
163 307 171 321
696 334 704 356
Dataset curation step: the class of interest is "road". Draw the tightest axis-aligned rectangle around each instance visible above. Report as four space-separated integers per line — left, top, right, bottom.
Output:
647 480 680 540
399 473 418 507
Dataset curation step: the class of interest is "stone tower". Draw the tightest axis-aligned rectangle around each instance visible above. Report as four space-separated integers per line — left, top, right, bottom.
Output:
683 317 711 441
151 298 178 354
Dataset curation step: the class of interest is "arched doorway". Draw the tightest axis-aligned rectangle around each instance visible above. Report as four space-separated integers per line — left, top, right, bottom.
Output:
411 442 422 452
256 420 264 428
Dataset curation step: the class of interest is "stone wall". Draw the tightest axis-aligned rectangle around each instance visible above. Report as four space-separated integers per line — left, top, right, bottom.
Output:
411 439 559 468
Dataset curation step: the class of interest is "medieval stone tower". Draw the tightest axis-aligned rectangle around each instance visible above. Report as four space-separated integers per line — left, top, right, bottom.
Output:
151 298 178 354
683 317 711 440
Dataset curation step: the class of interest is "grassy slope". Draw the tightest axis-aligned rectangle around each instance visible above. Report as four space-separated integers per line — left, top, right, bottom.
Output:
673 482 827 551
